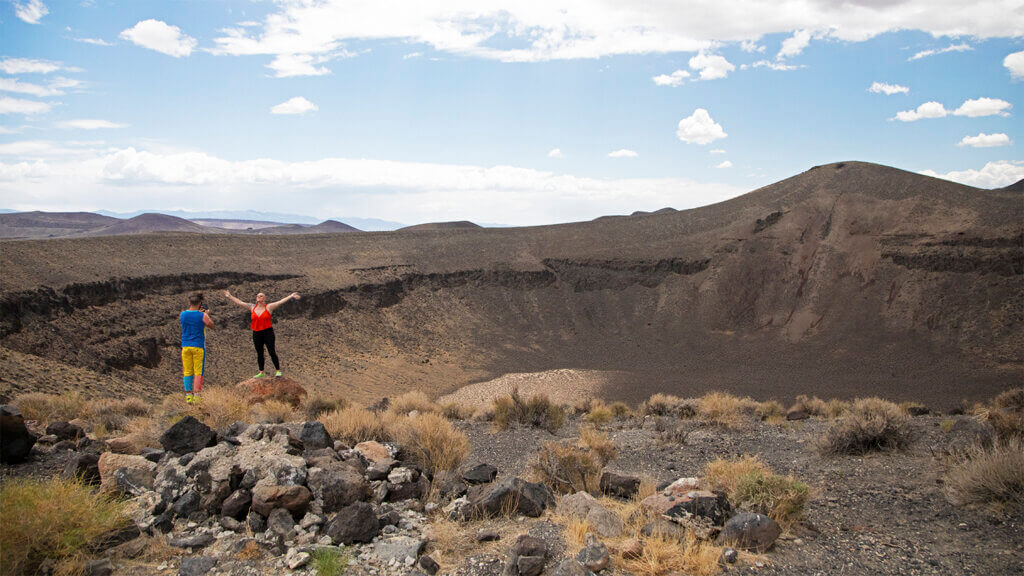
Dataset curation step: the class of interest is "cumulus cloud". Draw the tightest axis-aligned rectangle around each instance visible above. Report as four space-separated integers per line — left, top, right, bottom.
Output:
741 40 765 53
652 69 689 87
953 97 1011 117
894 101 949 122
56 119 128 130
208 1 1023 67
608 149 638 158
547 148 563 158
0 97 54 115
920 160 1024 189
958 133 1012 147
0 77 79 97
120 20 197 58
689 51 734 80
0 145 745 226
0 57 63 74
909 43 972 61
270 97 318 115
1006 51 1024 79
266 53 332 77
716 160 733 168
777 29 811 59
74 37 113 46
676 109 727 145
869 82 909 95
13 0 48 24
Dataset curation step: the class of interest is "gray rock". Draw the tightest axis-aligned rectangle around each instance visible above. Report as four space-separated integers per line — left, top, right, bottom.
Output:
558 492 598 519
287 550 311 569
471 477 554 518
516 555 545 576
159 416 216 455
477 530 501 542
178 557 217 576
323 501 380 544
386 475 429 502
585 506 623 539
308 461 371 513
46 421 85 441
113 467 156 496
373 535 426 564
247 511 267 533
388 467 418 484
716 512 781 552
276 465 307 487
140 448 165 463
171 490 202 518
268 507 297 536
599 471 640 499
300 421 333 450
549 558 592 576
0 405 36 464
83 558 113 576
168 533 215 549
366 458 398 481
219 516 243 532
576 534 610 572
721 547 738 564
221 488 252 519
462 463 498 485
418 555 440 575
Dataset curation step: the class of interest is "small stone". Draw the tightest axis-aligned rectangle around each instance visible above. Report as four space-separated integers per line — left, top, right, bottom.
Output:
716 513 781 552
287 551 311 569
268 508 297 536
418 555 440 575
721 547 738 564
476 530 501 542
178 557 217 576
168 533 215 549
620 539 643 560
576 533 610 572
517 555 546 576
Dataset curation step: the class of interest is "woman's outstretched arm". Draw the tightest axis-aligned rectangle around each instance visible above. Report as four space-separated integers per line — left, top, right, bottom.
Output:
223 290 253 309
267 292 301 312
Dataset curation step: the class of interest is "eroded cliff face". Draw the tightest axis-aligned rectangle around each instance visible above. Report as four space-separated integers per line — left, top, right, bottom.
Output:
1 163 1020 405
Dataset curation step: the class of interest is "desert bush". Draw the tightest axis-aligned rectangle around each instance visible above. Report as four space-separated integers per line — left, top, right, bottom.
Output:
310 548 350 576
621 531 687 576
898 401 929 416
255 399 297 423
697 392 758 428
703 456 809 526
789 395 826 418
579 426 617 465
584 401 613 426
987 387 1024 441
14 391 91 425
530 441 603 494
319 404 402 445
303 393 350 421
440 402 473 420
397 413 469 473
755 400 785 423
391 390 440 415
492 388 565 433
824 399 850 418
0 476 130 576
640 393 683 417
993 388 1024 411
818 398 912 455
944 438 1024 511
185 387 251 430
121 416 165 450
608 401 632 418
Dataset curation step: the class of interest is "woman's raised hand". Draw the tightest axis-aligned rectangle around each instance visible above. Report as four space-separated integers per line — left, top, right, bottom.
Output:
291 292 301 300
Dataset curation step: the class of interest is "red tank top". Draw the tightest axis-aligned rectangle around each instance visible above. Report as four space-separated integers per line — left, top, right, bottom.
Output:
251 306 272 331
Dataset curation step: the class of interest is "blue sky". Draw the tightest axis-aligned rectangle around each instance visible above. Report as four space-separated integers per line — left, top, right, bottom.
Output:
0 0 1021 226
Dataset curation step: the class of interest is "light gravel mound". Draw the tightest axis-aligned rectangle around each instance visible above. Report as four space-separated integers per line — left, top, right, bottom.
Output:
437 369 623 408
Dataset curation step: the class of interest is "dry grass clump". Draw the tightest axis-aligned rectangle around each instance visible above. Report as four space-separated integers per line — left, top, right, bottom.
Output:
609 401 632 418
640 393 685 417
579 427 617 465
993 388 1024 411
943 439 1024 511
318 404 403 445
391 391 441 415
254 399 297 423
818 398 912 455
0 476 130 576
984 387 1024 442
697 392 759 428
755 400 785 423
620 532 688 576
583 400 614 426
303 393 350 421
440 402 474 420
789 395 849 418
492 388 565 433
530 441 604 494
396 413 470 473
14 390 91 425
703 456 809 526
179 387 251 430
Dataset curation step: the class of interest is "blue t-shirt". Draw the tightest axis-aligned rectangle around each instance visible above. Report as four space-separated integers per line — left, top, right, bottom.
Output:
180 310 206 348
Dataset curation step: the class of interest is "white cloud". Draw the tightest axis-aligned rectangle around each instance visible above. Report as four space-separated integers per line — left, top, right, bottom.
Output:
777 29 811 59
56 119 128 130
120 19 197 58
741 40 765 53
652 69 689 87
0 97 54 115
403 52 423 60
0 57 62 74
745 60 803 71
74 37 113 46
608 149 638 158
909 43 972 61
208 1 1024 67
0 145 745 226
0 126 22 134
953 97 1012 117
547 148 563 158
271 97 318 115
0 77 79 97
920 161 1024 189
267 54 331 77
676 108 726 145
894 101 949 122
869 82 909 95
1006 51 1024 79
689 51 734 80
710 149 726 154
716 160 733 169
958 133 1012 148
13 0 48 24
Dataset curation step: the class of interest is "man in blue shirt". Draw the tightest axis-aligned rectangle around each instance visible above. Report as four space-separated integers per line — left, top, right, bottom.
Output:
180 292 214 404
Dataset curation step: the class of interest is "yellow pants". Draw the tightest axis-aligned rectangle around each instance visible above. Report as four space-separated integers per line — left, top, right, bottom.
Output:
181 346 205 392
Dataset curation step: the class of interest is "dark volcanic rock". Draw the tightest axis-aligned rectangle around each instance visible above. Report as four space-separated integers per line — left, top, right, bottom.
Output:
221 489 252 520
159 416 216 454
178 557 217 576
252 485 312 517
171 490 202 518
599 471 640 499
324 501 380 544
462 463 498 484
716 512 781 552
299 421 333 450
664 490 730 525
169 533 215 549
1 405 36 463
308 461 371 513
46 421 85 441
62 452 101 484
470 477 554 518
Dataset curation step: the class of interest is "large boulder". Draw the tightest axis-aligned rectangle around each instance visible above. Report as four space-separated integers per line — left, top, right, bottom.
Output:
716 512 781 552
251 485 312 517
599 471 640 499
462 464 498 485
235 377 307 407
0 405 36 463
557 492 622 538
471 477 554 518
308 461 371 513
299 421 332 451
98 453 157 492
62 452 101 484
323 501 380 544
159 416 216 455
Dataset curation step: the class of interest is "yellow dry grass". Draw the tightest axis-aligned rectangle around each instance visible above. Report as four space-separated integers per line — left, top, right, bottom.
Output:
703 456 809 527
397 412 470 472
697 392 759 428
318 404 403 444
392 390 441 415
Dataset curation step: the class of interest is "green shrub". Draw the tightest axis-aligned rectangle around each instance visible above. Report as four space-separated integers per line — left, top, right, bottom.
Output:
310 548 351 576
702 456 809 526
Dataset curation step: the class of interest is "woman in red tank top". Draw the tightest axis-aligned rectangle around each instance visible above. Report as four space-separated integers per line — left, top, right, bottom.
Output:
224 290 301 377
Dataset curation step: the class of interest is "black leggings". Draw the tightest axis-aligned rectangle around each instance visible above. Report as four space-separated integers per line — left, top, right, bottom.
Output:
252 328 280 371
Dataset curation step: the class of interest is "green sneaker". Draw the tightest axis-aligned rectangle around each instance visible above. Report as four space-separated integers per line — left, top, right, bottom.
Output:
254 372 265 378
185 393 195 404
275 370 283 377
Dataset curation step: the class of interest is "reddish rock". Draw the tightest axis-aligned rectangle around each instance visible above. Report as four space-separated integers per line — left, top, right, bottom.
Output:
355 441 392 464
236 377 308 408
252 485 312 517
639 477 704 515
97 453 157 492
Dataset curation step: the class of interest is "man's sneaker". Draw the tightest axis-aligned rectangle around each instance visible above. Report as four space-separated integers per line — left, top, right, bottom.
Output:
254 372 265 378
275 370 283 377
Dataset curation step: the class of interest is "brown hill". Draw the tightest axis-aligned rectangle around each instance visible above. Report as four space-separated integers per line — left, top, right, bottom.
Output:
0 211 118 239
82 213 214 236
251 219 360 235
400 220 482 231
0 162 1020 408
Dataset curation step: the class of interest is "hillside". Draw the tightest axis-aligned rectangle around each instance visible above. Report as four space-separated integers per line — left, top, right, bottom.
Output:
0 162 1020 406
0 211 119 238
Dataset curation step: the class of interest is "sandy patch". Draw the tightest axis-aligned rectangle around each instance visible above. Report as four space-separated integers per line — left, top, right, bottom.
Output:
436 368 624 408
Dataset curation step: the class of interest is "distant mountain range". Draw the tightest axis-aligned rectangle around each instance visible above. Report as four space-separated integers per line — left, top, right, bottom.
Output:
93 209 406 231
